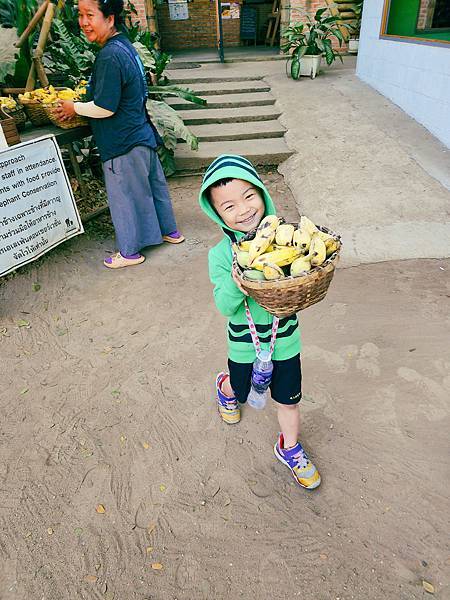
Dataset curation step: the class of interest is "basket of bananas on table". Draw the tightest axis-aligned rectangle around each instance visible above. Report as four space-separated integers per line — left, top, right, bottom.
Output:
232 215 341 317
18 83 88 129
0 96 26 131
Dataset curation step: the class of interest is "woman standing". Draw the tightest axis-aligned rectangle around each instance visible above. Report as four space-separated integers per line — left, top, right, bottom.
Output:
56 0 184 269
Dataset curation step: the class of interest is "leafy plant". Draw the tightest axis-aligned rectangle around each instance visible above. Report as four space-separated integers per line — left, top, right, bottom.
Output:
281 7 350 79
0 0 38 85
147 99 199 177
45 18 96 84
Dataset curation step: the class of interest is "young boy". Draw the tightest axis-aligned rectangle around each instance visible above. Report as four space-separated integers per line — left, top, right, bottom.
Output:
199 154 321 490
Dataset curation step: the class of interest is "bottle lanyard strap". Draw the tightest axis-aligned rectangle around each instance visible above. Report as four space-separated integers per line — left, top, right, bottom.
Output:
244 299 279 357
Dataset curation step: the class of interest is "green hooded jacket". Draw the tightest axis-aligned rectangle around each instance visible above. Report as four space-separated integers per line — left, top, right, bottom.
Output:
199 154 301 363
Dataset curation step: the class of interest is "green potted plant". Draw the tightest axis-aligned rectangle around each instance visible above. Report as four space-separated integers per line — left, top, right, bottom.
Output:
281 7 349 80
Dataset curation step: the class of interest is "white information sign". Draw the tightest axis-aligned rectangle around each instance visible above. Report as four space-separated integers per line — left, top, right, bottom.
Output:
0 135 84 277
169 1 189 20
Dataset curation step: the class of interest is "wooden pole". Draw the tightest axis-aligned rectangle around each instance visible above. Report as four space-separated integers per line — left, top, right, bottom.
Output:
144 0 159 49
25 0 57 90
15 0 50 48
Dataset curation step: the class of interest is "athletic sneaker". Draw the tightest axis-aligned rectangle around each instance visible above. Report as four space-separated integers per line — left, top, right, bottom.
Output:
274 433 321 489
216 372 240 424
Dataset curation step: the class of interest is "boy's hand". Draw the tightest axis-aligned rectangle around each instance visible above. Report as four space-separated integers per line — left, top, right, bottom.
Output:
232 266 249 296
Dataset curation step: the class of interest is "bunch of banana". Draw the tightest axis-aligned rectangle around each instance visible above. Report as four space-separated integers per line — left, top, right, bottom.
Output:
19 85 83 105
0 96 17 110
233 214 340 282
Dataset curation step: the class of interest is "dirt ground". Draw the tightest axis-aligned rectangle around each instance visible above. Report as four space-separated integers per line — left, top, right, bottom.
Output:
0 173 449 600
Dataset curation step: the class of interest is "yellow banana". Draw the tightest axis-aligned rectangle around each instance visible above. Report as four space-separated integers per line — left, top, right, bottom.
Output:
308 234 327 267
275 223 295 246
243 269 266 281
324 237 340 257
238 240 252 252
263 262 285 280
300 215 319 236
290 256 311 276
233 246 251 269
256 215 280 235
293 228 311 253
251 247 300 270
317 230 333 242
248 229 277 263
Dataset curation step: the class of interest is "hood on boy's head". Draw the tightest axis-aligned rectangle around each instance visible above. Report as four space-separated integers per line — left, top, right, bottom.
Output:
198 154 276 234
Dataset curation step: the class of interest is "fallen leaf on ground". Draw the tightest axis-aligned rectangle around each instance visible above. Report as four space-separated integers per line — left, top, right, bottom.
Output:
422 581 435 594
159 484 166 492
17 319 30 328
146 546 153 553
20 388 28 395
96 504 106 514
142 442 150 449
151 563 163 570
319 553 327 560
47 527 53 535
95 564 101 571
85 575 98 583
120 435 127 444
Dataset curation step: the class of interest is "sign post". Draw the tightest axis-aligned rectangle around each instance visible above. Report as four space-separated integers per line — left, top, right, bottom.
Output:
0 135 83 277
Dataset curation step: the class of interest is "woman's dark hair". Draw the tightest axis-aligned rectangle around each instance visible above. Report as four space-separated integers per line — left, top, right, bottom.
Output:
98 0 124 26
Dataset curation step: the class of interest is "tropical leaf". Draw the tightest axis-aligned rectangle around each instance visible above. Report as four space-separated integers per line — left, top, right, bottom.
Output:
323 40 335 65
314 7 328 21
147 99 198 150
133 41 156 70
0 59 15 83
149 85 206 106
290 57 300 80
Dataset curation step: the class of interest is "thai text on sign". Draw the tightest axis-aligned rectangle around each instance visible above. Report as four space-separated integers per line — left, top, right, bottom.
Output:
0 135 83 277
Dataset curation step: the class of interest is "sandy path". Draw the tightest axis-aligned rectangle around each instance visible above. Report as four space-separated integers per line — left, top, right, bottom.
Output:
0 174 449 600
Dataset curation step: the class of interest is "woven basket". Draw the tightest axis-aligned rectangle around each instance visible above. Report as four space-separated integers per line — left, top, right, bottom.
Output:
19 97 51 126
2 106 27 131
43 102 88 129
0 109 21 146
233 224 342 318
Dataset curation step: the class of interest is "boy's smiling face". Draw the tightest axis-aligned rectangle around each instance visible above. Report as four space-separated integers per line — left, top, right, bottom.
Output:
209 178 265 232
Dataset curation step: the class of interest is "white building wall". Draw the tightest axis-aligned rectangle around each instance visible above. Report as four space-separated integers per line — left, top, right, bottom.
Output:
356 0 450 148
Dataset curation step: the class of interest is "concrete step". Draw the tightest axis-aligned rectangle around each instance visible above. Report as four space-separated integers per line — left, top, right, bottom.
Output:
168 75 264 85
181 80 270 96
177 105 282 125
175 138 293 173
185 120 285 142
164 91 275 111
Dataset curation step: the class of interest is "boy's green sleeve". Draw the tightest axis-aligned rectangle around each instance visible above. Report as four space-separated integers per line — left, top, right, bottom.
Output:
208 246 245 317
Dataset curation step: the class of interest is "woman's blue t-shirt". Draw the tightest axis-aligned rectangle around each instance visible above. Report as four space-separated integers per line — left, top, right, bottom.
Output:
88 33 157 162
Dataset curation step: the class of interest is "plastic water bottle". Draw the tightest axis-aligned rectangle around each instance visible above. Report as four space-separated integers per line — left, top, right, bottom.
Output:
247 350 273 410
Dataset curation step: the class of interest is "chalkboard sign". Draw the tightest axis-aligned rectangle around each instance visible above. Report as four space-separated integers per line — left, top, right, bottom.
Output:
240 6 257 42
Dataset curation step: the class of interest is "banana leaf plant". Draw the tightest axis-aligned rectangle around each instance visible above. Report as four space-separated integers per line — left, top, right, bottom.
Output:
0 0 38 86
45 18 96 84
281 7 350 80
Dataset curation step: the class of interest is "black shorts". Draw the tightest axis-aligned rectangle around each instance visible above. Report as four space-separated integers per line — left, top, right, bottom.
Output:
228 354 302 406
